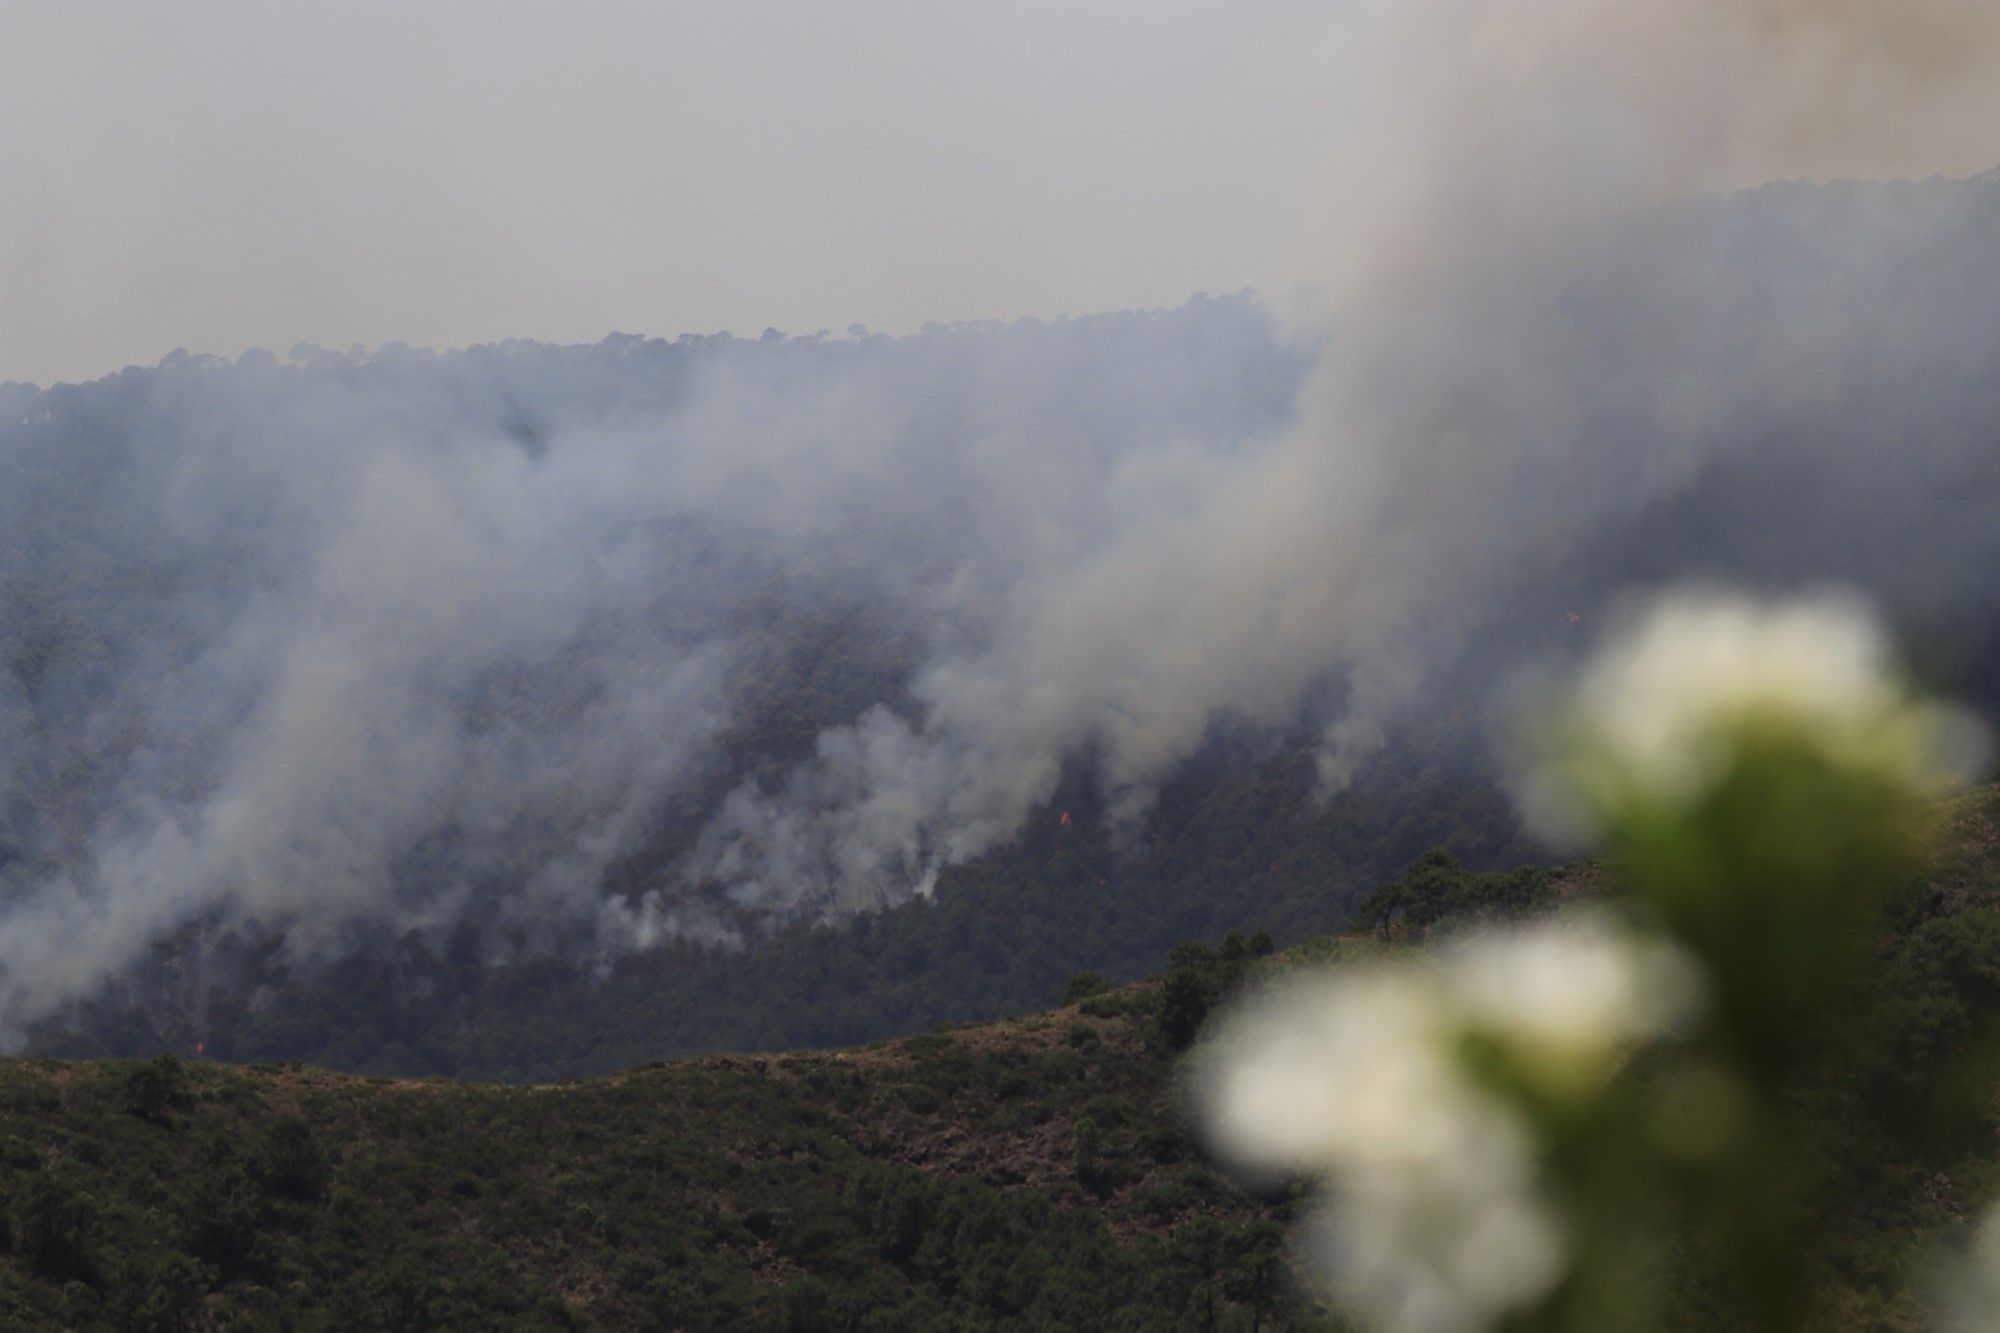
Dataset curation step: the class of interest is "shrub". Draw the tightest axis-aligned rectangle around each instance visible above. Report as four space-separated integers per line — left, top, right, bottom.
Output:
1154 933 1270 1052
108 1248 207 1333
184 1161 263 1273
1060 971 1108 1006
892 1083 942 1115
992 1069 1033 1100
121 1054 188 1122
255 1117 329 1201
20 1172 97 1284
1036 1049 1084 1084
1077 992 1128 1018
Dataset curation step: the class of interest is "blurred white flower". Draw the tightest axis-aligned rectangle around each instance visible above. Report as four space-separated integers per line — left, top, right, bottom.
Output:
1442 911 1705 1096
1520 589 1987 845
1938 1201 2000 1332
1308 1152 1567 1333
1197 915 1698 1329
1201 966 1476 1173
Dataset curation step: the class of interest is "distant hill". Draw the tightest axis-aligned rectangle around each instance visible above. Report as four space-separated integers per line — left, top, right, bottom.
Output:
8 171 2000 1079
3 784 1996 1329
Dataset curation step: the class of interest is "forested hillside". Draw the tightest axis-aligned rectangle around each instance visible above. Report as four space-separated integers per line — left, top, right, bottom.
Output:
3 785 1995 1330
6 171 2000 1077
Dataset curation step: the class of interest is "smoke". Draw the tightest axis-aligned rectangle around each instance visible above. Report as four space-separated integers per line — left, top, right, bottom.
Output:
4 1 2000 1038
1313 0 2000 305
680 0 2000 904
0 308 1312 1034
1272 0 2000 769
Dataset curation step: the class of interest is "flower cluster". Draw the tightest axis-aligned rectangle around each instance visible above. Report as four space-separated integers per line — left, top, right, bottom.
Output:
1521 590 1986 848
1196 915 1700 1331
1200 588 1989 1331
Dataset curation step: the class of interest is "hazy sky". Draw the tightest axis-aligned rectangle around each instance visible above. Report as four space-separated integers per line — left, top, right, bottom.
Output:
0 0 1340 386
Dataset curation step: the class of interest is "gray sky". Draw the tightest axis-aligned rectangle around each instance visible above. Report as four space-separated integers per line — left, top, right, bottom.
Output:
0 0 1340 385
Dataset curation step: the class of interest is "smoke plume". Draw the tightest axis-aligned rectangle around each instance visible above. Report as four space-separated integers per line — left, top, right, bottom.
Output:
684 0 2000 908
4 1 2000 1038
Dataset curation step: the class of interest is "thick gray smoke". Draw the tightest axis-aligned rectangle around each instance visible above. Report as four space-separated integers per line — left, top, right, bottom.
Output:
5 1 2000 1039
0 308 1311 1035
683 0 2000 904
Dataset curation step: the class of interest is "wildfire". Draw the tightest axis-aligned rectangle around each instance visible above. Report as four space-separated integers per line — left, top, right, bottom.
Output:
195 1041 206 1055
1058 810 1074 828
1564 610 1582 628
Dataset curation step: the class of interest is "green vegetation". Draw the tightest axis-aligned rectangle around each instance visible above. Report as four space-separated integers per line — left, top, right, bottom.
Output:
3 786 1996 1328
1 978 1338 1328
